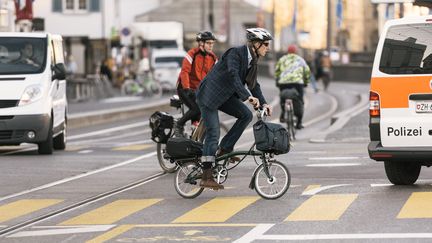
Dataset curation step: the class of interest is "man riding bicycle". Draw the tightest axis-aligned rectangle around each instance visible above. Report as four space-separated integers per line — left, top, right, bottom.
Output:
174 31 218 136
275 44 311 130
196 28 273 190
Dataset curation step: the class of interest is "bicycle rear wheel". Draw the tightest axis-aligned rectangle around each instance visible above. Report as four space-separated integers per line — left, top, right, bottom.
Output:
285 107 296 140
157 143 177 173
254 160 290 199
175 162 204 199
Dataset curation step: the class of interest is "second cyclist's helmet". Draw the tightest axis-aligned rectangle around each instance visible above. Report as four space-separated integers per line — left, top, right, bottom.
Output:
196 31 216 41
246 28 273 42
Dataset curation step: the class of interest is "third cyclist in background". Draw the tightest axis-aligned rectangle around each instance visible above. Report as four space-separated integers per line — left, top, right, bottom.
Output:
275 44 311 130
174 31 218 136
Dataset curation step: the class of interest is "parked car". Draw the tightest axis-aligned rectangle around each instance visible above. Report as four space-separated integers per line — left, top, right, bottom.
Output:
151 48 186 92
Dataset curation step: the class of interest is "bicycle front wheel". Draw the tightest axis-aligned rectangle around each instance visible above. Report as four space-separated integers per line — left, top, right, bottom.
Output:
157 143 177 173
175 162 204 199
254 160 290 199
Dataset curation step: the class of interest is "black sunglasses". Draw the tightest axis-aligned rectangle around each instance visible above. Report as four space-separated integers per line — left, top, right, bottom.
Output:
262 42 270 47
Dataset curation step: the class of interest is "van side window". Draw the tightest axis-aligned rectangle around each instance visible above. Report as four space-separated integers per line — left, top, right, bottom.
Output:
379 24 432 75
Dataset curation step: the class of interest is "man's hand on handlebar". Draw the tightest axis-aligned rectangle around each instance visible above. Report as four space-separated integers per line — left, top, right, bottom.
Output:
262 103 272 116
248 96 260 109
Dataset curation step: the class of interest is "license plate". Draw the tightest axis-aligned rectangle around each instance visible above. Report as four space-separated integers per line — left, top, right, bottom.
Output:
415 101 432 113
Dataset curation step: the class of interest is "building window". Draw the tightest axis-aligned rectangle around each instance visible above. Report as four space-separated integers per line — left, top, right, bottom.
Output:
63 0 88 13
78 0 87 10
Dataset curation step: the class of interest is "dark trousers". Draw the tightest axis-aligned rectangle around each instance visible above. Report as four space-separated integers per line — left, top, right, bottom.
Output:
279 85 304 122
198 96 253 163
177 88 200 127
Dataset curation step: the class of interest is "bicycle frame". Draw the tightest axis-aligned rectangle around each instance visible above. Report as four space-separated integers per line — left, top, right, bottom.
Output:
173 109 291 199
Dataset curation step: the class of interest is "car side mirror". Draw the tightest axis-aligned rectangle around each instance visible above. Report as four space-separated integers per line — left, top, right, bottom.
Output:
52 63 66 81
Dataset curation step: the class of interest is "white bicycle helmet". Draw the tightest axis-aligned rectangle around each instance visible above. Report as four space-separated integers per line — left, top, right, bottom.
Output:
246 28 273 41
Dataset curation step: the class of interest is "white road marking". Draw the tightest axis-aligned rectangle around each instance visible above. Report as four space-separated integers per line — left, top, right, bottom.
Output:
302 184 351 196
0 152 157 203
68 121 148 141
8 225 116 238
371 184 393 187
235 224 432 242
233 224 274 243
290 151 325 154
77 150 93 154
303 93 338 127
70 130 151 145
308 157 360 160
306 163 361 167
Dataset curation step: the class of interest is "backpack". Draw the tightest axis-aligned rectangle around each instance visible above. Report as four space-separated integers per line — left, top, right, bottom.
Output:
149 111 174 143
253 120 290 154
166 137 203 159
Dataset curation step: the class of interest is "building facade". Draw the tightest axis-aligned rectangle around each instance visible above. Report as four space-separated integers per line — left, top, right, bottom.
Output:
33 0 159 74
135 0 269 53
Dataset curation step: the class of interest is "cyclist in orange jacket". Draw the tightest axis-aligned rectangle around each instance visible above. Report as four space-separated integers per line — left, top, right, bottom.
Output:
174 31 218 136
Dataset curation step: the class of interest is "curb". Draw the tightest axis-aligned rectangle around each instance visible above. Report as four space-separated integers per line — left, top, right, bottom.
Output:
309 93 369 143
68 99 170 129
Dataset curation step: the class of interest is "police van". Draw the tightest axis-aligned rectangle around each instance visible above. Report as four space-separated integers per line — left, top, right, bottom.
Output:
0 32 67 154
369 16 432 184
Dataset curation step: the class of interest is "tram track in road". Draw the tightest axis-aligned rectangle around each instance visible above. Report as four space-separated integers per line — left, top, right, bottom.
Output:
0 171 167 237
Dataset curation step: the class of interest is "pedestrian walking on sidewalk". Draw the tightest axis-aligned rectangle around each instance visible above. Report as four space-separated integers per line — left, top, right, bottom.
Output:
196 28 273 190
174 31 218 137
317 50 332 91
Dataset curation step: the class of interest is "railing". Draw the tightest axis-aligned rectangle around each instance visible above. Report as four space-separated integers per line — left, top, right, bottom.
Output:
66 74 116 102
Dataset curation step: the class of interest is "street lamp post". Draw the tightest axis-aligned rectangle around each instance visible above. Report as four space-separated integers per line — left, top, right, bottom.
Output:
327 0 332 53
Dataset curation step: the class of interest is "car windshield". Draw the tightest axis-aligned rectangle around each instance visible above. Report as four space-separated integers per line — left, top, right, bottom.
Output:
155 56 183 68
0 37 47 75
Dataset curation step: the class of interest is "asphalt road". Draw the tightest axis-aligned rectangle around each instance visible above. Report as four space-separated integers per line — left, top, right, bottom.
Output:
1 80 432 243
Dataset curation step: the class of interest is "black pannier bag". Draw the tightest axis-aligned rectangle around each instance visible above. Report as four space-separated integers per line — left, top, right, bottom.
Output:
166 137 203 159
253 120 290 154
149 111 174 143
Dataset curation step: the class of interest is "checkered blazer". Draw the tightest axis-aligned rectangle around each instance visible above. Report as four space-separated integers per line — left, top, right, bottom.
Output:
196 45 267 110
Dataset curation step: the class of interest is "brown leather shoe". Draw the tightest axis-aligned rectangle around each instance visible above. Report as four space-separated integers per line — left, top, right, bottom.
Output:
216 148 240 163
199 169 224 190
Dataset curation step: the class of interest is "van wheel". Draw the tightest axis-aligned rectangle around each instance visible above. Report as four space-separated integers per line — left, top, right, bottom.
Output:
38 119 53 155
384 161 421 185
53 119 66 150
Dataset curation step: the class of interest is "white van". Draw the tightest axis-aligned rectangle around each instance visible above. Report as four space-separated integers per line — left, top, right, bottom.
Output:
0 32 67 154
151 48 186 91
369 16 432 184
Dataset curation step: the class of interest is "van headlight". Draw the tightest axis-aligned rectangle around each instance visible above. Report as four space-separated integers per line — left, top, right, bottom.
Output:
18 85 43 106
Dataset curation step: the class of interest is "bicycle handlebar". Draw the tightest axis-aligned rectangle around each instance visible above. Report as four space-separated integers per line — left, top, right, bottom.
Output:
256 108 268 121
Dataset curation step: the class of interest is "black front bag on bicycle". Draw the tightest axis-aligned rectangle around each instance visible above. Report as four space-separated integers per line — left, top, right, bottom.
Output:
253 120 290 154
149 111 174 143
166 137 203 159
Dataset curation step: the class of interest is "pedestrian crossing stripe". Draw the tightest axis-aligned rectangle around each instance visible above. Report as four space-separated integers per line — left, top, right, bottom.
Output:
4 191 432 234
285 194 358 221
0 199 63 223
60 199 162 225
113 144 153 151
397 192 432 219
172 197 259 223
